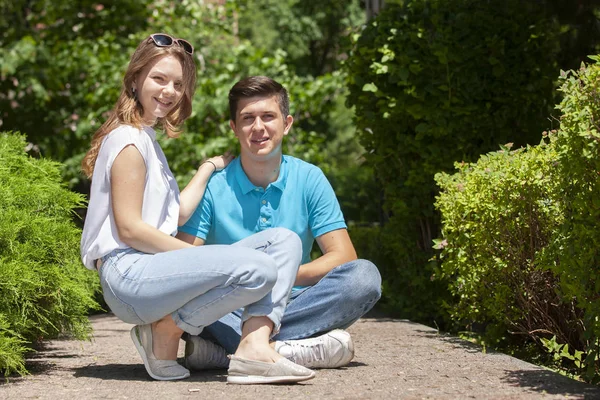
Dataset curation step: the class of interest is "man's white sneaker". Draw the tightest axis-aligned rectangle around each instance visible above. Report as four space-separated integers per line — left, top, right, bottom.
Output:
184 335 230 370
274 329 354 369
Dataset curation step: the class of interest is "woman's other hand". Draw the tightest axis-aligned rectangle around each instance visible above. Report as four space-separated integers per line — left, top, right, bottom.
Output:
179 151 234 226
204 151 234 172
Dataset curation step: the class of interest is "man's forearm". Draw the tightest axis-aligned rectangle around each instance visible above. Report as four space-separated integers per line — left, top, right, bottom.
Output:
295 251 356 286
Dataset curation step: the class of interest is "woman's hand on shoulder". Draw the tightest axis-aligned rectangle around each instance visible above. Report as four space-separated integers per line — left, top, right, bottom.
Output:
179 151 234 226
203 151 234 172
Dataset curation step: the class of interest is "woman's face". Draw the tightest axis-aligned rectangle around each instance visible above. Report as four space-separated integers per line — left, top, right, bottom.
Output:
134 55 184 126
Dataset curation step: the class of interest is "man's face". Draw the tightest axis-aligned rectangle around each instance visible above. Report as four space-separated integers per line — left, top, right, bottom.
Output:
230 95 293 161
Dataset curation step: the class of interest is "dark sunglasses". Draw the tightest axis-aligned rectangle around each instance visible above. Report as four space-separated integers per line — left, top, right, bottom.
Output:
149 33 194 55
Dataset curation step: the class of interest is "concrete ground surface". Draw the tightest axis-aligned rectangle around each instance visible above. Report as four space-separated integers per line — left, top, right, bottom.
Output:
1 313 600 400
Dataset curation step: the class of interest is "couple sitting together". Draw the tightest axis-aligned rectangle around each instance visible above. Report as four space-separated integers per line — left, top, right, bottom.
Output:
80 33 381 384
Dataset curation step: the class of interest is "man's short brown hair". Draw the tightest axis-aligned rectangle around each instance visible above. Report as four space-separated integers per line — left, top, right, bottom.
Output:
228 76 289 121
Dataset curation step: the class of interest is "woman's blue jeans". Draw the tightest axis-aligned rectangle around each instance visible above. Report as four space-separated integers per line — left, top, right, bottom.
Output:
98 228 302 335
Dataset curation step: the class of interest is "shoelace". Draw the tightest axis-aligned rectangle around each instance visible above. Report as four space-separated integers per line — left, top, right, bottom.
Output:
290 341 325 366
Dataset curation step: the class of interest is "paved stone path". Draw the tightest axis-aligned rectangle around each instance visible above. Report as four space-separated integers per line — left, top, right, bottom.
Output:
1 313 599 399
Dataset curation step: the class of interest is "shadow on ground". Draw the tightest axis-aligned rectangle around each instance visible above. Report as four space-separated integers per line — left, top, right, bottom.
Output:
19 342 87 375
501 369 600 399
72 363 227 383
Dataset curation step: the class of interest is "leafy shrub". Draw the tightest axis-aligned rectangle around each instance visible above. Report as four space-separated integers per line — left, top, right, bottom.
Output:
435 58 600 382
547 59 600 382
434 138 577 346
345 0 561 324
0 132 100 376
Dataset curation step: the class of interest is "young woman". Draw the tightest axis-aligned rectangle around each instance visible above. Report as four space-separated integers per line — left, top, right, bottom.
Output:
80 33 314 384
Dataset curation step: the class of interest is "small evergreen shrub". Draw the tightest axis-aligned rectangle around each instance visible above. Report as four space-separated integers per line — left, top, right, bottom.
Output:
0 132 100 376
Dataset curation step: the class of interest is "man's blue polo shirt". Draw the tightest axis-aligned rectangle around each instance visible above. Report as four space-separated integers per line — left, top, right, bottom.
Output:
178 155 347 265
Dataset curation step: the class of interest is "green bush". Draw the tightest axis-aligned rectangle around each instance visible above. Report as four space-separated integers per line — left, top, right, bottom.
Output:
548 59 600 382
0 132 100 376
345 0 560 324
434 138 574 345
435 58 600 382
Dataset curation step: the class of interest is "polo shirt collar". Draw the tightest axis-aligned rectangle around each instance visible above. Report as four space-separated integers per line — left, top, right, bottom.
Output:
236 156 289 194
271 157 288 191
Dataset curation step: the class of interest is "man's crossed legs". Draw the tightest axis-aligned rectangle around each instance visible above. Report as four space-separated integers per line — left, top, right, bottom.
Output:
184 259 382 370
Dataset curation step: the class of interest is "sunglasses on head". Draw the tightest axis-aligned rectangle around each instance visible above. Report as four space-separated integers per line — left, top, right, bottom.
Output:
149 33 194 55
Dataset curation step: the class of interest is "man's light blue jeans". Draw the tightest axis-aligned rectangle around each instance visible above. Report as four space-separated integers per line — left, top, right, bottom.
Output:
98 228 302 335
202 259 382 353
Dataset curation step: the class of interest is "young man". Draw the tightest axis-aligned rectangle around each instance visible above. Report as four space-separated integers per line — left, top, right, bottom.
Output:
177 76 381 369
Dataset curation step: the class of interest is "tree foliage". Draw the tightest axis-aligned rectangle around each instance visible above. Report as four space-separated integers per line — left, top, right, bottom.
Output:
236 0 364 77
0 0 151 189
0 1 369 224
543 0 600 69
345 0 562 322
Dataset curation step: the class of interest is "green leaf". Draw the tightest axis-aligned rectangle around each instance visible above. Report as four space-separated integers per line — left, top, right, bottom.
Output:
362 82 378 92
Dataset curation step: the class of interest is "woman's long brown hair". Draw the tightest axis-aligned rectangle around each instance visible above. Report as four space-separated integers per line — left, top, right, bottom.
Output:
81 36 197 178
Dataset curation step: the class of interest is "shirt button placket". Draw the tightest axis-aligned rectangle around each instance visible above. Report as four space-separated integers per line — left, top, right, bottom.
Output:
259 193 271 230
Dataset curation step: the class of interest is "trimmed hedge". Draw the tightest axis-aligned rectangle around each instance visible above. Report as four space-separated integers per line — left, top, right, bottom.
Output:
435 58 600 382
0 132 100 376
550 58 600 381
435 138 569 346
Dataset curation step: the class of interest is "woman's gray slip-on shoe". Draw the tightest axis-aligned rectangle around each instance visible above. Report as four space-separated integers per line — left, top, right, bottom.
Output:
130 325 190 381
227 355 316 384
